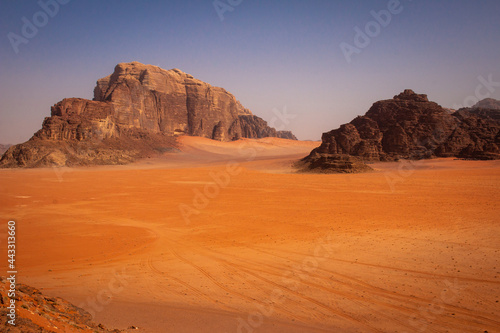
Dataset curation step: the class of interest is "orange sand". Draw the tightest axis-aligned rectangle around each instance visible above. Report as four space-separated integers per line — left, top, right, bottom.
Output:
0 137 499 332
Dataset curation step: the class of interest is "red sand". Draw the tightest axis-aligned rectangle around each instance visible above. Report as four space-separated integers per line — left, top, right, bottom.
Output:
1 137 499 332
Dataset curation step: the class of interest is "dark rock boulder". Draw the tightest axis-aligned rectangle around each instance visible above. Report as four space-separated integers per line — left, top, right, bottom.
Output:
296 152 373 174
301 90 500 173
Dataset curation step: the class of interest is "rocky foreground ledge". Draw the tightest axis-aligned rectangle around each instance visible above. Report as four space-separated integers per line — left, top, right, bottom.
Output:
300 90 500 173
0 277 128 332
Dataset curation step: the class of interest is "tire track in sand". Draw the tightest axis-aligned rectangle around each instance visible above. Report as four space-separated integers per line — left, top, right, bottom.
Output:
165 244 329 328
165 238 384 332
251 245 500 329
143 256 237 313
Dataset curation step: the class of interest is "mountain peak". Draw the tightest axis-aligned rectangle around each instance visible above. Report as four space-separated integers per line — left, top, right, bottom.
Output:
300 90 500 172
393 89 429 102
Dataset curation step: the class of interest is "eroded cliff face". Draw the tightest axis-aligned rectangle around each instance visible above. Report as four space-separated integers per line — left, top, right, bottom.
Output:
301 90 500 173
36 98 117 141
0 62 296 168
93 62 254 139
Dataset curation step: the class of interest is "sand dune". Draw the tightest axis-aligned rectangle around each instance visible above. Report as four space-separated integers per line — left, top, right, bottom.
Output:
130 136 320 171
0 138 499 332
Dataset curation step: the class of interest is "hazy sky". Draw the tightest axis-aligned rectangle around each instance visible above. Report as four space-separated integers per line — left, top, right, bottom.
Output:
1 0 499 143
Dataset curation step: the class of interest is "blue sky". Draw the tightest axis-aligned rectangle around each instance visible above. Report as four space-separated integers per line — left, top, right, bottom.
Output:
1 0 499 143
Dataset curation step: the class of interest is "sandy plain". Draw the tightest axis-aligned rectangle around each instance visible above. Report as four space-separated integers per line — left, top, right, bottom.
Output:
0 136 499 332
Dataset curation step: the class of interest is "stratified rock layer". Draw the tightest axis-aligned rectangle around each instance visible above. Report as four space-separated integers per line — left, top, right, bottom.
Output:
301 90 500 172
0 62 296 167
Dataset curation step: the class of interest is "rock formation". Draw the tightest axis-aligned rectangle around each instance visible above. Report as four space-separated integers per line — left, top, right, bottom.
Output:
0 277 121 332
0 62 296 168
300 90 500 172
472 98 500 110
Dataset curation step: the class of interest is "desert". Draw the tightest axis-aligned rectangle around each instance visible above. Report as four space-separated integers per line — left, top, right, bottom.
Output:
1 136 499 332
2 2 500 332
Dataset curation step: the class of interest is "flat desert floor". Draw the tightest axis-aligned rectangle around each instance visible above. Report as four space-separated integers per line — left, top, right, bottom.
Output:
1 137 499 332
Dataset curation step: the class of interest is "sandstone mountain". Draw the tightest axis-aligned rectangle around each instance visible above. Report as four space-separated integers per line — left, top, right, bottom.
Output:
300 90 500 173
0 62 296 168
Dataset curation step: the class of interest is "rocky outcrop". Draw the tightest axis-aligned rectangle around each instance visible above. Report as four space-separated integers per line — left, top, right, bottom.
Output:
472 98 500 110
296 153 373 173
0 62 296 167
231 115 297 140
0 132 178 168
301 90 500 172
0 277 121 332
90 62 295 141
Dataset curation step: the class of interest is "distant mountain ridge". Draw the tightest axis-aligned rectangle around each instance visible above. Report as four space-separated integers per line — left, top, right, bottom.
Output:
472 98 500 110
0 62 296 168
300 90 500 173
